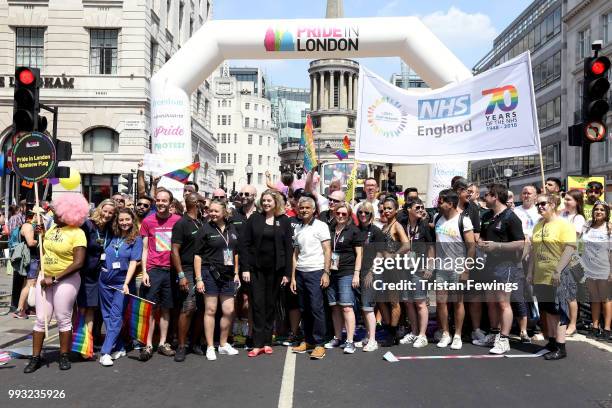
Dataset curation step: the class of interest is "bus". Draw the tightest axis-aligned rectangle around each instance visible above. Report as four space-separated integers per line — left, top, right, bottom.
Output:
319 161 369 197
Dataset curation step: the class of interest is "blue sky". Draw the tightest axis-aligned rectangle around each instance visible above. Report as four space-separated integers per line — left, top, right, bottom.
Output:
214 0 533 88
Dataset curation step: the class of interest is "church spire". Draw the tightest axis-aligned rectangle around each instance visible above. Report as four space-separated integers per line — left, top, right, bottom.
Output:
326 0 344 18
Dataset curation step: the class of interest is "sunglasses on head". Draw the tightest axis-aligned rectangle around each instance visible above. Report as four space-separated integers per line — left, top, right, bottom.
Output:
238 192 251 197
136 202 150 208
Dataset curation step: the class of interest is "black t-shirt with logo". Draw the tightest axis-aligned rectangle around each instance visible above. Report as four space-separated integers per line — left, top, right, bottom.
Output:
406 219 434 256
171 214 203 268
195 221 240 273
329 223 364 277
481 208 524 264
358 224 386 277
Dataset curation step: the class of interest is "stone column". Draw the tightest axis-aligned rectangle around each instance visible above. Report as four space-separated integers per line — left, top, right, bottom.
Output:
340 71 347 109
310 75 314 109
319 72 325 109
312 74 318 111
352 74 358 109
348 72 353 110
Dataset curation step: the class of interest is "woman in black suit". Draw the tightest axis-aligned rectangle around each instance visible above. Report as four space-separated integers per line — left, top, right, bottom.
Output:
241 189 293 357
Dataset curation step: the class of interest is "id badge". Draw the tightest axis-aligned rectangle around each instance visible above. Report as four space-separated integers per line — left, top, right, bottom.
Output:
331 252 340 270
100 253 106 261
223 249 234 266
112 261 121 270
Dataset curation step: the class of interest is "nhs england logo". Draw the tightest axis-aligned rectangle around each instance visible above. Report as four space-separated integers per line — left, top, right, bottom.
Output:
418 94 471 120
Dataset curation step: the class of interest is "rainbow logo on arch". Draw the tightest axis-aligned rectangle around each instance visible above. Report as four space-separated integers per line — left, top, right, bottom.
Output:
264 28 295 51
482 85 518 114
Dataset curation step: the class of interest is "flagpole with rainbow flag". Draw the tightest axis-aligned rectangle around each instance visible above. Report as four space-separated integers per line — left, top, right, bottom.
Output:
161 162 201 184
301 114 318 172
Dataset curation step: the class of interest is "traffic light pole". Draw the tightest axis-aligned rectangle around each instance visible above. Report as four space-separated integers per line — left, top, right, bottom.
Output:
581 142 590 176
39 104 58 201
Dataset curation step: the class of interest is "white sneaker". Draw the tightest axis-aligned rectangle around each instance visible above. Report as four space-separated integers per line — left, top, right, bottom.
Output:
206 346 217 361
433 329 443 342
437 332 452 348
489 336 510 355
399 333 417 345
532 333 545 341
111 350 126 360
354 339 367 348
325 337 342 349
362 340 379 352
99 354 113 367
471 328 487 342
473 333 498 347
413 335 428 348
218 343 239 356
450 335 463 350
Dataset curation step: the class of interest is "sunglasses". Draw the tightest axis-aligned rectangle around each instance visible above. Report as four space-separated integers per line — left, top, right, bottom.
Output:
412 205 425 210
328 198 341 204
213 195 225 199
535 201 549 208
587 189 603 193
136 202 150 208
335 211 349 217
358 210 372 216
113 198 125 203
238 192 251 197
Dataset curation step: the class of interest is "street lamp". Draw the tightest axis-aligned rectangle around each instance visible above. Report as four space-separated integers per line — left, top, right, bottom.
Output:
503 168 513 189
245 164 253 185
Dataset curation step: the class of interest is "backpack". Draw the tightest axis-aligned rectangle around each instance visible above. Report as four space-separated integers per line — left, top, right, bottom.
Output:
434 212 466 241
9 230 30 277
8 226 21 249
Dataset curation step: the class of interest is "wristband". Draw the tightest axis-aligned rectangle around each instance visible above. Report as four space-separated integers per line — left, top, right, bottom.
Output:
323 270 330 276
195 276 203 282
178 272 185 279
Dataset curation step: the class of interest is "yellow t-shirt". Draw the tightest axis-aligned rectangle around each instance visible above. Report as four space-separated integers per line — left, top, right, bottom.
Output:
532 218 576 285
42 225 87 277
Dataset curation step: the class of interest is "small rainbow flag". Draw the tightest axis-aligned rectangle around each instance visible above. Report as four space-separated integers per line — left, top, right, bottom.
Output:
162 162 201 184
124 296 153 345
71 309 93 358
301 114 318 172
345 161 359 203
334 135 351 160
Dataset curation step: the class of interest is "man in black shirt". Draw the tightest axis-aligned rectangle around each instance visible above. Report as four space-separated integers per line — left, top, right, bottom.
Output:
171 194 204 362
475 183 525 355
318 190 345 226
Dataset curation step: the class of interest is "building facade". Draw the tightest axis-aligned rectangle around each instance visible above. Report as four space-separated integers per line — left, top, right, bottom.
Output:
471 0 563 193
0 0 216 203
563 0 612 200
268 86 309 146
212 66 280 195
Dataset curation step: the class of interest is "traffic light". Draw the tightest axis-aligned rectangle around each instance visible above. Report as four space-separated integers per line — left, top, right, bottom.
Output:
53 139 72 178
582 55 610 142
118 174 133 194
13 67 45 133
387 171 397 193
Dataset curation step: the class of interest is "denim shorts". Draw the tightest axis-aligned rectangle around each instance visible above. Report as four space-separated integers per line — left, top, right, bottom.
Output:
360 280 376 312
27 258 40 280
202 266 236 297
435 269 459 284
327 274 356 307
404 272 428 301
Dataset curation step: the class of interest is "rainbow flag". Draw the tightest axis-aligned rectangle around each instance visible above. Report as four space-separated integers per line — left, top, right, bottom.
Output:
124 296 153 345
345 161 359 203
162 162 201 184
301 115 318 172
71 309 93 358
334 135 350 160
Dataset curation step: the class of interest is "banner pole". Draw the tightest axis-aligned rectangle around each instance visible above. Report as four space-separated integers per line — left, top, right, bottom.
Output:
538 146 546 188
105 284 156 305
33 182 48 337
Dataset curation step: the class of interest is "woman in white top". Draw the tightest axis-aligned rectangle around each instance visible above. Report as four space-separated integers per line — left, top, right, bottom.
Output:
581 202 612 341
560 189 586 336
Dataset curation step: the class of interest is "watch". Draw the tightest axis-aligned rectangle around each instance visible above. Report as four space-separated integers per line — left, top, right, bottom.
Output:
178 272 186 279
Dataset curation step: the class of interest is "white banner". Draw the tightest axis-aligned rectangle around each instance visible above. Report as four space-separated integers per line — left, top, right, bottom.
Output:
425 162 468 208
356 52 541 164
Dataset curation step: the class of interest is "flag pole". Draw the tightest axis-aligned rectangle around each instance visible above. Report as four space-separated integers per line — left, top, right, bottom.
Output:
105 284 156 305
34 182 48 337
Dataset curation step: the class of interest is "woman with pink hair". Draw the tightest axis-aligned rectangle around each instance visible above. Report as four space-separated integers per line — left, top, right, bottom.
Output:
24 193 89 374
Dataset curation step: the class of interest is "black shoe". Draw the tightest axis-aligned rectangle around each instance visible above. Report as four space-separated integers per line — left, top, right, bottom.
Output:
600 329 611 342
23 356 43 374
58 353 71 370
544 349 567 360
174 346 186 362
245 337 254 351
139 346 153 361
594 328 605 339
191 344 204 356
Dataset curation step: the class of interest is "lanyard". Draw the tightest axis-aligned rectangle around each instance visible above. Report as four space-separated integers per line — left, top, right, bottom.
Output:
215 225 230 248
333 226 345 251
408 222 419 242
111 237 125 258
96 228 109 248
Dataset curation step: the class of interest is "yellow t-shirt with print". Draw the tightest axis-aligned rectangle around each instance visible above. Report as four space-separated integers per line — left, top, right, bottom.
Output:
43 225 87 277
532 218 576 285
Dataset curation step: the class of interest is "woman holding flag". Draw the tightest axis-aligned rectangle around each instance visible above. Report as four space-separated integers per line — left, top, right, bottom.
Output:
98 208 143 367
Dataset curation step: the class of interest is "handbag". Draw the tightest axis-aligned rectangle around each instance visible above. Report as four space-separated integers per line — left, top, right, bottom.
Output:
567 253 585 283
27 286 36 307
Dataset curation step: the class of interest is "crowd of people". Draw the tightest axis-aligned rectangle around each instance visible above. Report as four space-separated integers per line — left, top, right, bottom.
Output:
3 171 610 372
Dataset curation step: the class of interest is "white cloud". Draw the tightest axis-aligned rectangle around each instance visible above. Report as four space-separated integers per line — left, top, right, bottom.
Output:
377 0 400 17
420 7 497 65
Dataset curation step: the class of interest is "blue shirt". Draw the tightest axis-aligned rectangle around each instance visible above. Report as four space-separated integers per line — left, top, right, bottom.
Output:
104 235 143 273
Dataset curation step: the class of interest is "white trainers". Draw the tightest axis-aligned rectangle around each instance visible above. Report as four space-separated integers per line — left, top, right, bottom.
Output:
471 328 487 342
433 329 443 342
489 336 510 355
437 332 452 348
473 333 498 347
218 343 239 356
354 339 367 348
412 335 428 348
111 350 126 360
399 333 417 345
324 337 342 349
206 346 217 361
362 340 379 352
99 354 113 367
450 335 463 350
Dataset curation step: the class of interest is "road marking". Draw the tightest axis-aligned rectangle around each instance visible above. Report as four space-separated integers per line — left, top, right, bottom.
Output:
383 348 549 362
567 334 612 353
278 348 296 408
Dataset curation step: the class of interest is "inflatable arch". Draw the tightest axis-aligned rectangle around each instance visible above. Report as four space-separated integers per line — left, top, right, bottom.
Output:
150 17 472 188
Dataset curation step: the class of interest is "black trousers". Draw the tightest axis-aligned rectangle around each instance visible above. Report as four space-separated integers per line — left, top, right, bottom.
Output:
251 267 283 348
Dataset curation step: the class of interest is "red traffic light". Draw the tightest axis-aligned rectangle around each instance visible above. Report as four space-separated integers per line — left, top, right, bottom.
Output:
18 69 35 85
589 57 610 76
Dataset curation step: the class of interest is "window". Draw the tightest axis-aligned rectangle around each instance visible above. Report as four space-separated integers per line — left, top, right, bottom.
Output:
234 153 237 164
83 127 119 153
166 0 172 29
178 2 184 41
604 13 612 44
149 40 158 76
220 153 226 164
221 115 227 125
189 17 194 37
576 28 591 61
245 102 250 110
258 155 262 165
217 115 221 125
254 104 258 111
257 173 263 184
267 136 271 146
248 134 253 144
245 117 250 127
90 29 118 74
247 154 252 165
217 100 221 107
221 133 227 143
16 27 44 69
234 133 237 143
259 135 263 145
254 118 258 128
196 90 202 115
267 156 270 166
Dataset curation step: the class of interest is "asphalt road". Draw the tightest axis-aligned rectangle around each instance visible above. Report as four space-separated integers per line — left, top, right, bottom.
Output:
1 336 611 408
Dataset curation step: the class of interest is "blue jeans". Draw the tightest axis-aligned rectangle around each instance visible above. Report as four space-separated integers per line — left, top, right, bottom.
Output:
296 269 326 346
327 274 356 307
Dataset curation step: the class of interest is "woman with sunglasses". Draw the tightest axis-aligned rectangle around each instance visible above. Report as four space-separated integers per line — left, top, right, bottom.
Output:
356 201 386 351
560 189 586 336
324 203 363 354
379 197 410 346
240 190 293 357
580 201 612 341
528 194 577 360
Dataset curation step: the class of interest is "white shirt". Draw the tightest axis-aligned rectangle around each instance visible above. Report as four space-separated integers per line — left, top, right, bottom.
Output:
581 223 612 280
513 205 541 238
293 218 331 272
434 212 474 271
561 212 586 235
